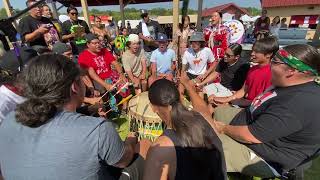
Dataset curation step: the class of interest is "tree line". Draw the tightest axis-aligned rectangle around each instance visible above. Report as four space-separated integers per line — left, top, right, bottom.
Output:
0 7 261 21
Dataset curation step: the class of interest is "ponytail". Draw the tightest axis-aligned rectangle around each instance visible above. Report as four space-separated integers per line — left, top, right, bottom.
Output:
16 98 58 127
170 102 212 148
15 54 81 128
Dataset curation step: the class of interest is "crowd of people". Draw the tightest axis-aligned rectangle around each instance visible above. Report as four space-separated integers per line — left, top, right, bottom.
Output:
0 0 320 179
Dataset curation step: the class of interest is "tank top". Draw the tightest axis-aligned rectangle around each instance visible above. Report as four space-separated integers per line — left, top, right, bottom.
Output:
162 113 227 180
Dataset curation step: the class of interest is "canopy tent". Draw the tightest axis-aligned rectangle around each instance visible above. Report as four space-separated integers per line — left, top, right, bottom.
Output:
56 0 173 6
240 14 260 22
54 0 183 34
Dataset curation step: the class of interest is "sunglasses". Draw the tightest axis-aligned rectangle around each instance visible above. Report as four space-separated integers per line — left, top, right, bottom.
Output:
70 12 78 16
224 53 235 58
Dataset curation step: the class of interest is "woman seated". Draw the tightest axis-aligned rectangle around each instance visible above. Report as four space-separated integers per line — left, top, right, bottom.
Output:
143 75 227 180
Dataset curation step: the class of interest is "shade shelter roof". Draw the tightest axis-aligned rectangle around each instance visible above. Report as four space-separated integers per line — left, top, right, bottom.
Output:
56 0 173 7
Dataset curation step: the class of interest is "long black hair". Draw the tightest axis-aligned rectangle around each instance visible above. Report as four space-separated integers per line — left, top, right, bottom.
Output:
229 43 242 56
15 54 81 127
149 79 214 148
179 15 191 32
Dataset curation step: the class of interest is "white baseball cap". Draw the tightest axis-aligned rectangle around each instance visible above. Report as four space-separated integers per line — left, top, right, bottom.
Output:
128 34 140 43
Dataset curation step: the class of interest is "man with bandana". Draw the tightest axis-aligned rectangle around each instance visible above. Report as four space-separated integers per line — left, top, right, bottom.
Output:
213 44 320 178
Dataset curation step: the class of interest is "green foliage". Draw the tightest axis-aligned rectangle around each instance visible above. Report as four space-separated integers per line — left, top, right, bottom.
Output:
87 7 198 21
244 7 261 16
0 8 8 20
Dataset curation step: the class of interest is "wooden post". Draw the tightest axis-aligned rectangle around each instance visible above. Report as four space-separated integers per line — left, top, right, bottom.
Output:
2 0 13 17
51 1 59 19
119 0 125 28
80 0 91 27
172 0 179 36
312 18 320 47
196 0 203 31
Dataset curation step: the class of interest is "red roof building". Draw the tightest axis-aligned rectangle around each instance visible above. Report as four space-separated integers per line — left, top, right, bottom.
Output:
202 3 249 17
261 0 320 8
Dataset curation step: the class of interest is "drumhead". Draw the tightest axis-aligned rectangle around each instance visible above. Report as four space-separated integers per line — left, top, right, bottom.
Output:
128 91 162 123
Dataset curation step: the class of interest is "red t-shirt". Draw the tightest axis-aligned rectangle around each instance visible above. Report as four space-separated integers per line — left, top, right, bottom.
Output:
245 64 272 101
78 48 115 80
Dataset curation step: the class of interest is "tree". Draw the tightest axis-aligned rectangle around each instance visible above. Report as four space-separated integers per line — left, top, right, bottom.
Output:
0 8 8 20
245 7 261 16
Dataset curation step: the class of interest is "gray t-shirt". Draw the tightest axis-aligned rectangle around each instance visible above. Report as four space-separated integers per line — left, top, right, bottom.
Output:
0 111 124 180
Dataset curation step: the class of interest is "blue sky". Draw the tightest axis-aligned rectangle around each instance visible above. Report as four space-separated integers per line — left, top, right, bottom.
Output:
0 0 261 11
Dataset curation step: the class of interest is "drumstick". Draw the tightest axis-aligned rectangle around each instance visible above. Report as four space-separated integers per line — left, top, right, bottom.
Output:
103 82 130 105
104 94 133 115
99 79 122 101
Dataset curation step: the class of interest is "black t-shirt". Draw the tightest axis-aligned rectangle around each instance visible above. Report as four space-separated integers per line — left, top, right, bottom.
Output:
18 15 54 47
0 47 37 73
137 20 162 52
216 59 250 91
163 113 227 180
231 82 320 171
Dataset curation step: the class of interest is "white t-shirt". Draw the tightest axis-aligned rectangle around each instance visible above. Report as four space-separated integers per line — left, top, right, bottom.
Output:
182 47 215 75
0 85 25 124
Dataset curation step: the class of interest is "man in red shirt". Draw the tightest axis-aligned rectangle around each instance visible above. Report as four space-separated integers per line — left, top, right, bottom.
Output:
78 34 128 95
209 37 278 108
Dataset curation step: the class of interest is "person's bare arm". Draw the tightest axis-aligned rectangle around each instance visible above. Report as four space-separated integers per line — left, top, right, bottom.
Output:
143 136 175 180
198 72 219 86
180 72 211 119
62 33 76 41
24 25 49 42
214 121 262 144
140 59 147 79
113 135 137 168
138 33 149 41
151 62 157 76
88 67 112 90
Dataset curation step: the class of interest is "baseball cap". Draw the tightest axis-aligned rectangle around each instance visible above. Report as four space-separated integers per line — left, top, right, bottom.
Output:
128 34 140 43
85 33 99 43
52 42 72 54
189 32 205 42
157 33 168 42
0 46 37 74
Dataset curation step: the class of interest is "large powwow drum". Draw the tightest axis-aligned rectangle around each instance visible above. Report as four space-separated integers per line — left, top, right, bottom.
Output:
128 92 193 141
128 92 163 141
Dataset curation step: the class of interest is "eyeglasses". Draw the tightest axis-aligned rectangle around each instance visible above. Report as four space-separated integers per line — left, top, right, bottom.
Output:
224 53 234 58
70 12 78 16
271 58 286 65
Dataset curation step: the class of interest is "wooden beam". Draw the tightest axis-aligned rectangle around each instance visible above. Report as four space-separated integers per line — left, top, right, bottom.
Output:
80 0 91 27
51 1 59 19
2 0 13 17
172 0 179 36
119 0 125 28
312 18 320 47
196 0 203 31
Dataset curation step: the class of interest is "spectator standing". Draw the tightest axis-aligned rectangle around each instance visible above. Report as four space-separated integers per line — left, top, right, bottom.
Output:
137 9 162 66
61 6 90 55
19 0 59 49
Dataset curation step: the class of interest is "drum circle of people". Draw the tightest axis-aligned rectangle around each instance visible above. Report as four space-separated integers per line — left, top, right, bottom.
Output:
0 1 320 179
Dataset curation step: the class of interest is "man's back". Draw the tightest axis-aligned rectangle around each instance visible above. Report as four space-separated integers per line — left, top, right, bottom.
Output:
0 111 124 180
